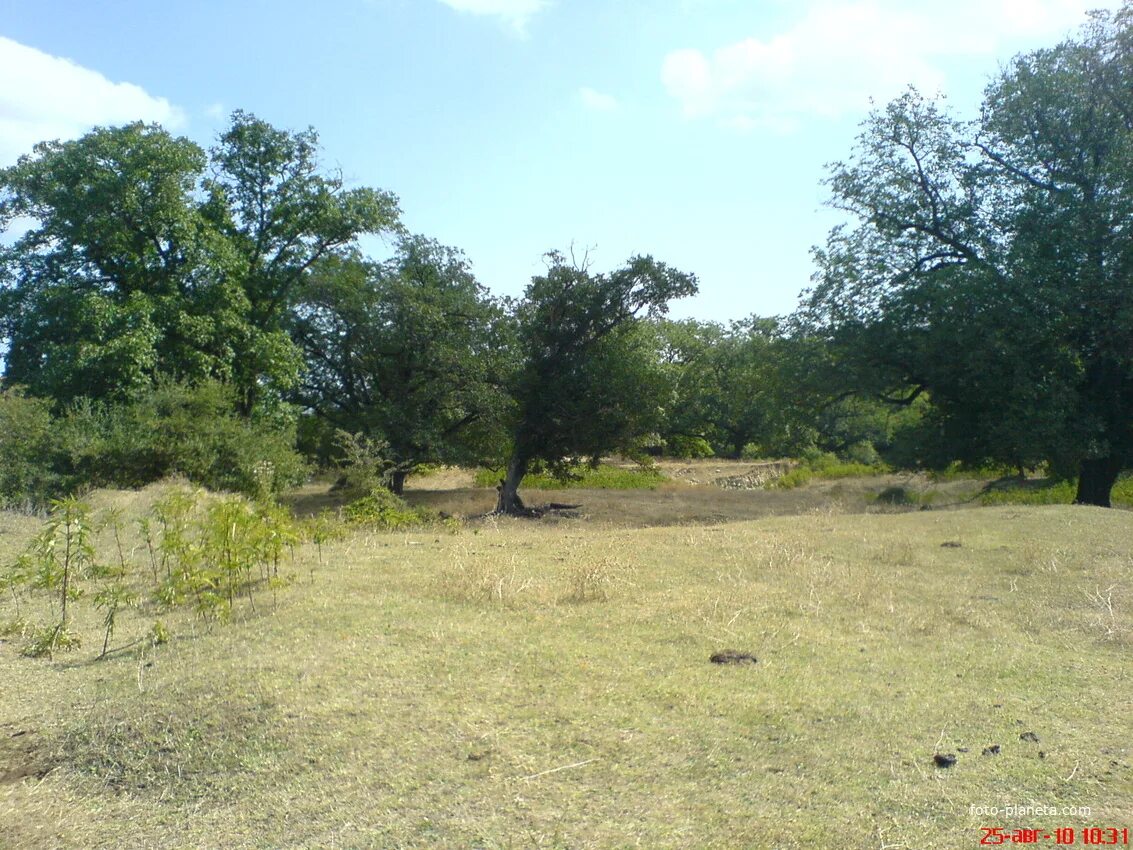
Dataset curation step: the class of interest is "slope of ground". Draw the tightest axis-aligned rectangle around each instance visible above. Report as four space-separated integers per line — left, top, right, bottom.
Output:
1 493 1129 849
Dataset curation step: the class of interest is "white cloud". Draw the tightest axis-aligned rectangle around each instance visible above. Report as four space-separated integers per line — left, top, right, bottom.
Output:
661 0 1121 131
436 0 549 34
578 87 619 112
0 36 185 166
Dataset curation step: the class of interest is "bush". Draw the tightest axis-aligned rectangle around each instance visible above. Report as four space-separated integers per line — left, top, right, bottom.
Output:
844 440 881 466
769 449 886 489
979 475 1133 507
668 436 715 459
8 382 307 503
980 479 1077 505
0 389 58 508
145 383 307 496
342 488 433 529
331 431 396 499
772 467 813 489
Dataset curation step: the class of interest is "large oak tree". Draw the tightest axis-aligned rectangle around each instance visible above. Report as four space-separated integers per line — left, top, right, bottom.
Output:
803 5 1133 506
0 113 400 417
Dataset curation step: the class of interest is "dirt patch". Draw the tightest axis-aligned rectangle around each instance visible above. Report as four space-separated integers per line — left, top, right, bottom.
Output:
658 459 797 489
283 462 987 528
0 725 50 785
405 467 478 490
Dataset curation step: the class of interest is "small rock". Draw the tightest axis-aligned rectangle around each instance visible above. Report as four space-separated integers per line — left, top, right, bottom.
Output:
1020 731 1040 743
941 541 963 548
933 753 957 768
982 745 1001 756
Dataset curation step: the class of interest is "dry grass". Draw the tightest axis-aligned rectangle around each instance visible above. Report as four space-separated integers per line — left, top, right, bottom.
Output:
1 488 1130 849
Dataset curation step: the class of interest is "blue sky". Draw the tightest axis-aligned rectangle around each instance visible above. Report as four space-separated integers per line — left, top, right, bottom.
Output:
1 0 1120 321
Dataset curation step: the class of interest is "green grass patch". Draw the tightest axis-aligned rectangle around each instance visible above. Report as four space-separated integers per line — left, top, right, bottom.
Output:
473 463 666 490
981 474 1133 507
927 461 1021 482
770 453 887 489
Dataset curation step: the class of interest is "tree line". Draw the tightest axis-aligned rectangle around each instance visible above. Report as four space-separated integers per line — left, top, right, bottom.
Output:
2 4 1131 509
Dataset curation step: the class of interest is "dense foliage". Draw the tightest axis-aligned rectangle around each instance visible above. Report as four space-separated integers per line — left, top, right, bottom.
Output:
803 6 1133 505
495 252 697 513
0 383 306 506
0 112 400 416
2 7 1132 509
290 238 512 491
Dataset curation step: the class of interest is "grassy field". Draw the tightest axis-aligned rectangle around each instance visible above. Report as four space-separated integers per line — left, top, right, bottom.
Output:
1 479 1131 849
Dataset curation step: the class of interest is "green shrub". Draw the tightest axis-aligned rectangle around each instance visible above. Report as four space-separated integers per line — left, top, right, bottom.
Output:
740 443 766 461
332 431 396 499
844 440 881 466
668 436 715 459
342 489 432 529
978 472 1133 507
0 389 58 508
927 461 1024 482
3 485 308 661
54 382 307 498
770 451 886 489
772 467 813 489
981 480 1076 506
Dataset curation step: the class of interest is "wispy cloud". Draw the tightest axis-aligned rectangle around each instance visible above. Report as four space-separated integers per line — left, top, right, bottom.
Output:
0 36 185 165
578 86 618 112
436 0 549 34
661 0 1119 132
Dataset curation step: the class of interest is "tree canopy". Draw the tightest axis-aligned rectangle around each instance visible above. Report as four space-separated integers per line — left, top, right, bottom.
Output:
291 237 513 492
803 5 1133 506
496 251 696 514
0 112 401 416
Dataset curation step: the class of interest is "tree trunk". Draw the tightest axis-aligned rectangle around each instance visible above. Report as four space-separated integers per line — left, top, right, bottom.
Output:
495 455 528 515
1074 456 1123 507
390 469 408 496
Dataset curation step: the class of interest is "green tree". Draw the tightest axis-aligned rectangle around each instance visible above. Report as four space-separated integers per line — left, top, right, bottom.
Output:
803 5 1133 506
0 112 400 417
0 123 225 402
653 318 725 455
703 317 793 458
291 237 513 492
656 317 826 459
207 112 401 415
496 252 696 514
0 388 57 506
